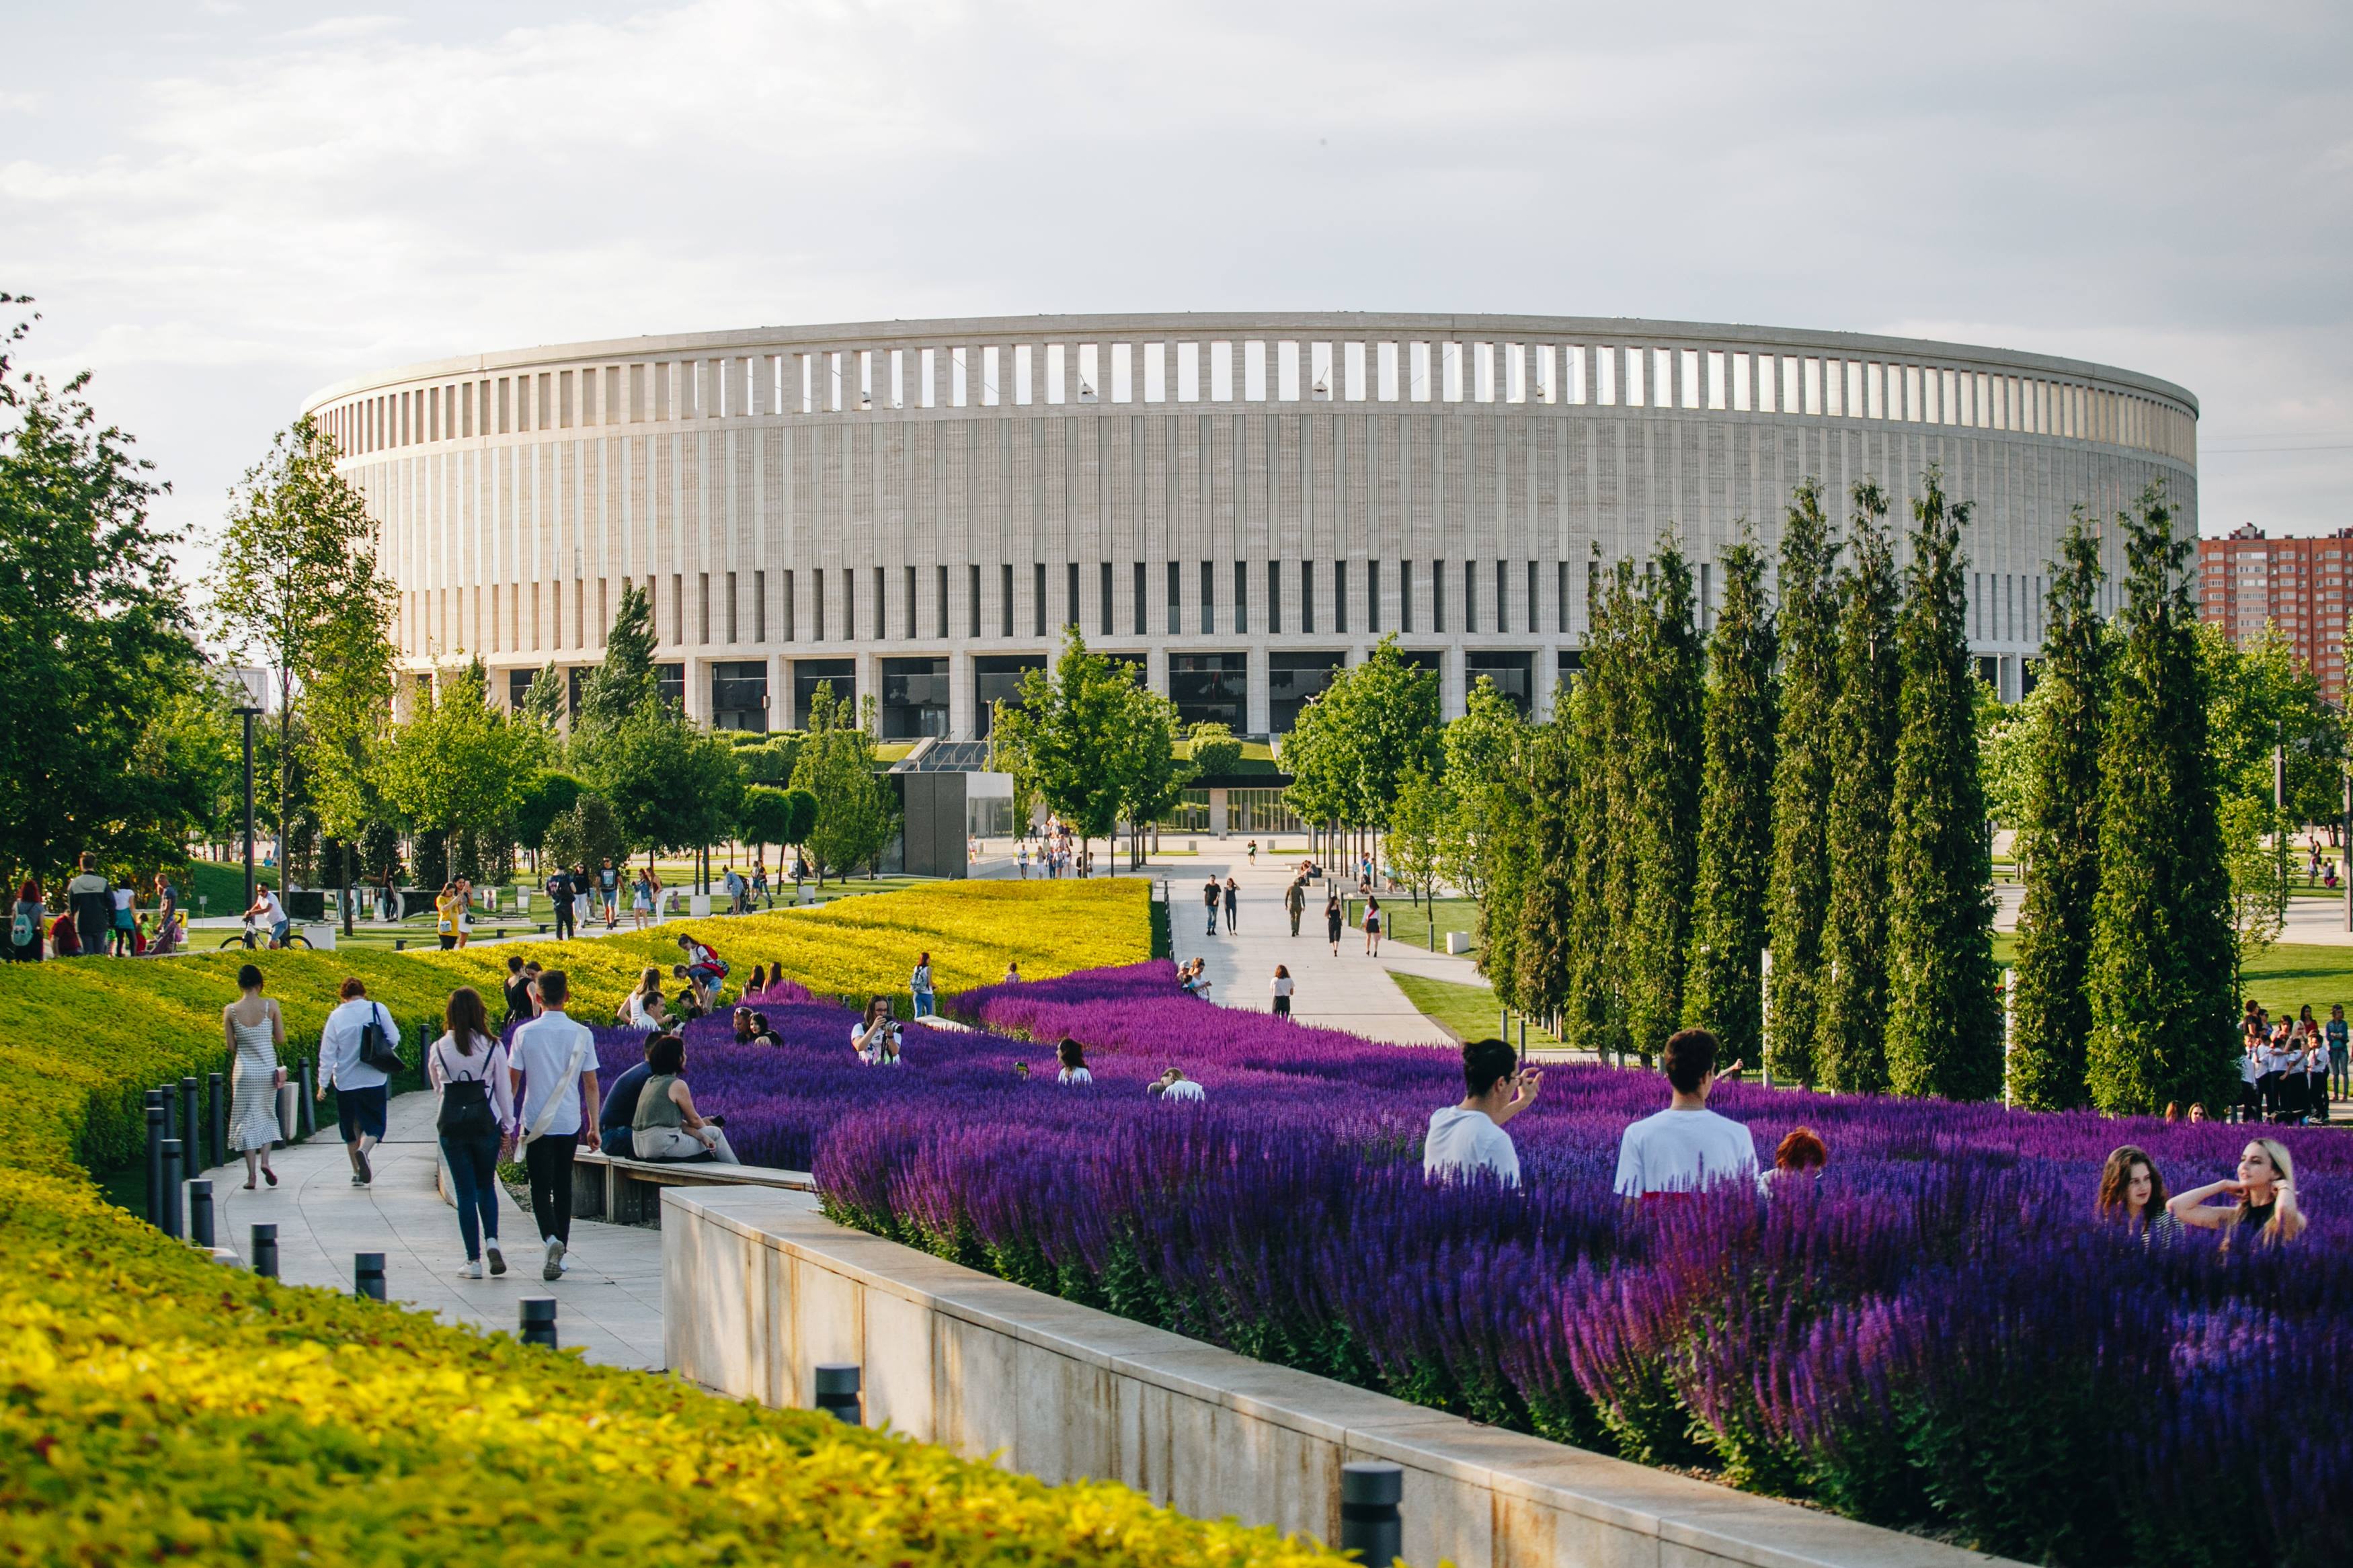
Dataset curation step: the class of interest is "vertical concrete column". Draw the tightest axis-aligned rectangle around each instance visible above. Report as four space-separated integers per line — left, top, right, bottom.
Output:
1246 645 1270 737
683 657 708 725
1443 644 1466 721
858 651 883 731
949 650 974 740
767 651 790 733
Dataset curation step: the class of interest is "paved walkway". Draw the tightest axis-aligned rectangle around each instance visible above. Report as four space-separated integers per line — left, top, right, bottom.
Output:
1160 851 1488 1044
205 1091 675 1367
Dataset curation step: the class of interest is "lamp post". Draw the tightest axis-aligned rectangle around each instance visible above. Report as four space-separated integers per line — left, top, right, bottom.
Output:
234 704 262 914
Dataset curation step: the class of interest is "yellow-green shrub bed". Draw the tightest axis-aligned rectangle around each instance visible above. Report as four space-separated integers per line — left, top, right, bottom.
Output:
0 880 1329 1564
0 1164 1343 1567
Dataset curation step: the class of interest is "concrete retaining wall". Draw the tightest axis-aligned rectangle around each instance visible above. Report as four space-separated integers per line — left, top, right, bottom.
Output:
664 1187 2016 1568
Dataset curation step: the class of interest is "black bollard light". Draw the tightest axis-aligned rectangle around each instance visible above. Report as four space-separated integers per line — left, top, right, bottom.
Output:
159 1081 178 1146
298 1057 316 1138
251 1222 279 1278
1339 1462 1404 1568
180 1077 200 1168
813 1364 863 1424
519 1296 559 1348
144 1094 165 1226
158 1139 184 1239
208 1072 226 1169
189 1178 215 1249
354 1251 386 1301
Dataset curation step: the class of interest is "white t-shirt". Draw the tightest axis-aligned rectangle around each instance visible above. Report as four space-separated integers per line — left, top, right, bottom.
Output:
1057 1066 1092 1085
1158 1078 1205 1102
318 997 397 1092
1271 976 1294 998
1612 1107 1759 1197
512 1012 596 1137
1423 1106 1521 1188
256 890 286 924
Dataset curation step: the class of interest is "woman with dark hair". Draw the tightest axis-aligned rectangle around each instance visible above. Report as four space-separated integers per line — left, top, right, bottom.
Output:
852 996 902 1065
1055 1037 1091 1084
1325 893 1344 958
2168 1138 2307 1245
221 963 284 1190
2096 1145 2177 1235
428 986 514 1278
631 1034 739 1163
620 966 666 1032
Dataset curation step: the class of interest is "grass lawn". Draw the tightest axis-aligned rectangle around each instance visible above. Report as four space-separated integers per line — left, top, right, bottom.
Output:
1377 895 1482 956
1988 934 2353 1021
1389 971 1570 1053
181 858 276 915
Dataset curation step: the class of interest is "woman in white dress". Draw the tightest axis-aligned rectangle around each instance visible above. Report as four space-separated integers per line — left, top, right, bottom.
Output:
221 962 285 1189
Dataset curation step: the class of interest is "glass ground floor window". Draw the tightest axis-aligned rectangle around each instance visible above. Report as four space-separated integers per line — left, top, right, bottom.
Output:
793 658 856 729
1170 651 1247 729
1161 790 1212 833
882 657 951 739
1227 787 1303 833
1466 649 1534 716
710 661 768 731
974 653 1047 737
1268 650 1346 733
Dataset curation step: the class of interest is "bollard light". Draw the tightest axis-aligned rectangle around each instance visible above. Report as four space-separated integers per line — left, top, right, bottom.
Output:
207 1071 227 1169
144 1095 166 1227
813 1363 863 1424
158 1139 184 1239
297 1058 317 1139
251 1222 279 1278
180 1077 200 1169
1339 1461 1404 1568
159 1081 178 1146
354 1251 387 1301
519 1296 559 1348
189 1178 215 1249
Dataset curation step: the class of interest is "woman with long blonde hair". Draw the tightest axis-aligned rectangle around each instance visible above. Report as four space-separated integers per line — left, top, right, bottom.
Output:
2167 1137 2306 1244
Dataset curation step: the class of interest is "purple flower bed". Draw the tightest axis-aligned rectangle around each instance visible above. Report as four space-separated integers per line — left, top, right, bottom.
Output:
612 962 2350 1567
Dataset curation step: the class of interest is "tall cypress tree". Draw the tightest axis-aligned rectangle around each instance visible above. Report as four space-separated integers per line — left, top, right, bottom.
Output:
1818 481 1901 1094
1626 538 1705 1065
1885 470 2001 1099
2009 516 2108 1109
1765 481 1843 1085
2085 487 2237 1114
1568 556 1642 1063
1683 534 1778 1064
1515 712 1581 1030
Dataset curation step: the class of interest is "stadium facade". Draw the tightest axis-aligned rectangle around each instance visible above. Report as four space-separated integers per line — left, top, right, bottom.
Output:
305 313 2197 739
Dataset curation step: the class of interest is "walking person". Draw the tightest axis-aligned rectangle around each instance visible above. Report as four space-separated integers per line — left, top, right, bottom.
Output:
599 858 621 927
751 861 769 911
910 952 935 1019
428 986 514 1278
1203 874 1221 937
150 873 180 956
1223 875 1239 934
221 964 284 1190
66 854 111 958
631 868 654 931
1362 896 1383 956
508 969 600 1280
1271 964 1294 1019
376 864 399 922
1325 891 1344 956
453 876 475 948
434 881 463 951
108 876 137 956
545 863 577 942
1018 841 1030 878
9 879 44 962
317 977 399 1188
1285 876 1306 938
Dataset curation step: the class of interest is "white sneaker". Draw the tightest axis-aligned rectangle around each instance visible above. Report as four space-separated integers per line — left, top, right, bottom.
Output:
461 1259 484 1279
543 1238 565 1281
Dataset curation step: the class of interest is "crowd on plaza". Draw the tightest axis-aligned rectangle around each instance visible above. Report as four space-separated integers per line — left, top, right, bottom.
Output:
9 854 189 958
1014 817 1091 878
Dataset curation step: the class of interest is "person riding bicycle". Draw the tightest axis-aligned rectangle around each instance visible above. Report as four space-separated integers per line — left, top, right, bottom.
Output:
244 886 292 950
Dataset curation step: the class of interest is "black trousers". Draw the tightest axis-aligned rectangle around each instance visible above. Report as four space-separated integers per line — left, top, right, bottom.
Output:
524 1132 577 1245
552 903 575 940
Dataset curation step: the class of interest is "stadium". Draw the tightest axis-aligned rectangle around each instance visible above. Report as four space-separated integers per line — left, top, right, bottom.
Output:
305 312 2197 741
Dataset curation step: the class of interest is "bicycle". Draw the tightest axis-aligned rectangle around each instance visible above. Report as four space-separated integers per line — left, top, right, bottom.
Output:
218 919 310 951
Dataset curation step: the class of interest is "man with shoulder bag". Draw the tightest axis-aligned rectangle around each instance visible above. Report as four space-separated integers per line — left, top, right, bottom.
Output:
508 969 600 1281
317 977 402 1187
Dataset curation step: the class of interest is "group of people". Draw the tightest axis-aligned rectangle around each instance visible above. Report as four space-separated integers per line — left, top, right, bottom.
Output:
1417 1024 2312 1248
2237 1001 2344 1124
1016 819 1088 879
10 856 185 960
1009 1036 1204 1100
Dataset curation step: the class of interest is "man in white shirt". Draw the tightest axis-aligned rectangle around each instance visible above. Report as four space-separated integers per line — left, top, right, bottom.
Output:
244 886 290 949
316 977 398 1186
1613 1027 1758 1198
508 969 601 1280
1149 1067 1207 1102
1424 1038 1542 1188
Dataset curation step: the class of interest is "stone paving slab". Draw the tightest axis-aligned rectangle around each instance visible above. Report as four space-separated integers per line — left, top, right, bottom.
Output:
205 1090 672 1368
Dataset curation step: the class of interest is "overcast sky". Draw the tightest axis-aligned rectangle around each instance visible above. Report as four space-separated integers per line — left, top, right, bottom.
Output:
7 0 2348 578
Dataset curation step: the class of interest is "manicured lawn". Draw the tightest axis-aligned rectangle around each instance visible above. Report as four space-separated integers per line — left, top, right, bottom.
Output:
1991 933 2353 1018
1389 970 1570 1053
1373 895 1481 956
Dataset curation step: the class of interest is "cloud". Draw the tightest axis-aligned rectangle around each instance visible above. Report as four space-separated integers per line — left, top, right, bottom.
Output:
4 0 2348 558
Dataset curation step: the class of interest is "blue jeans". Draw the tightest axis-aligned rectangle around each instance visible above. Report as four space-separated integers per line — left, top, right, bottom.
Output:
912 989 934 1018
440 1132 502 1260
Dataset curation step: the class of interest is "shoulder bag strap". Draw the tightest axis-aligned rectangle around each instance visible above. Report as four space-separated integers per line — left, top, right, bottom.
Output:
523 1032 590 1143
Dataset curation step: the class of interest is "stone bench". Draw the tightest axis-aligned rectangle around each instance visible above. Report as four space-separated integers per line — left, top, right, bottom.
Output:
569 1148 815 1227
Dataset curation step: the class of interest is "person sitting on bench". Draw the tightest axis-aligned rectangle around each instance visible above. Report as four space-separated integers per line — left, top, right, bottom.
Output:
631 1033 738 1163
597 1032 665 1159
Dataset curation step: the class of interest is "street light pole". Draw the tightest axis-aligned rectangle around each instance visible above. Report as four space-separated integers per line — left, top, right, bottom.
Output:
235 705 262 914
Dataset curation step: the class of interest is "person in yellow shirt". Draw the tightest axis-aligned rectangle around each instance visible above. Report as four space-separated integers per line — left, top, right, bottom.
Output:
434 882 463 952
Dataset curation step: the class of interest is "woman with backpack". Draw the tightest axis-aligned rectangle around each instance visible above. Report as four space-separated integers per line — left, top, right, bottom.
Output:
427 986 515 1278
9 880 42 962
